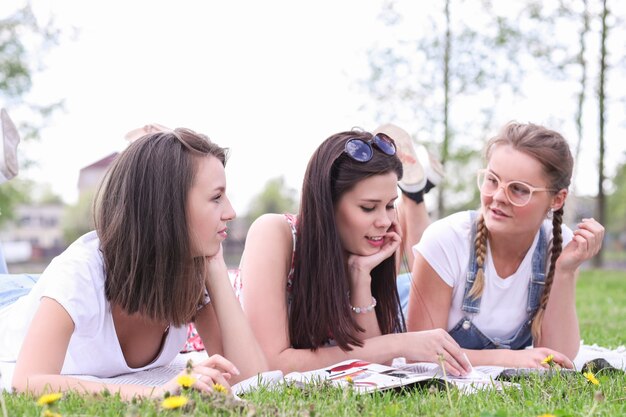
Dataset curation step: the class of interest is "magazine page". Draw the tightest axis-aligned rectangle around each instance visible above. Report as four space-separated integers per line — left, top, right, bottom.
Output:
285 359 434 394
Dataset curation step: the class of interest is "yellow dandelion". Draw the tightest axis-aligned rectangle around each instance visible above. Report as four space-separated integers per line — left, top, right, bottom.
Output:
42 410 62 417
161 395 189 410
176 374 196 389
36 393 63 406
583 371 600 386
541 354 555 365
213 383 228 394
536 414 555 417
344 376 354 384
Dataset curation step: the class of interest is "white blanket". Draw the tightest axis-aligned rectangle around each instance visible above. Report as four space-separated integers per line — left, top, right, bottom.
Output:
2 343 625 394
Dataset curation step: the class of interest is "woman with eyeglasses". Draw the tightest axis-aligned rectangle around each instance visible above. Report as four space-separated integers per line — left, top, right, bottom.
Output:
237 129 471 375
406 122 604 368
1 128 268 398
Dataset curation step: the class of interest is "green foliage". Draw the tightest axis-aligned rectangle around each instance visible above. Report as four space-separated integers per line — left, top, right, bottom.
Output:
576 269 626 347
61 191 95 245
607 157 626 233
1 2 64 218
0 179 33 227
245 176 298 225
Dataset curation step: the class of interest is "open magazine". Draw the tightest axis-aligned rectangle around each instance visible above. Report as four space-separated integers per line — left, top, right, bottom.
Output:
235 359 519 396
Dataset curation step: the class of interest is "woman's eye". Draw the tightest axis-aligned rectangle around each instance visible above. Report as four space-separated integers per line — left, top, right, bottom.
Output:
510 184 530 196
386 204 395 211
212 194 223 201
360 206 375 213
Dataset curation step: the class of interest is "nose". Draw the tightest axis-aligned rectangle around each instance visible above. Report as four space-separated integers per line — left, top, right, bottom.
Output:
223 196 236 221
492 184 509 204
374 208 393 229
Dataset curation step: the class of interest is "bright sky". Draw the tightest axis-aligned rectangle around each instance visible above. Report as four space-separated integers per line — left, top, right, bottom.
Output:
14 0 386 215
6 0 626 215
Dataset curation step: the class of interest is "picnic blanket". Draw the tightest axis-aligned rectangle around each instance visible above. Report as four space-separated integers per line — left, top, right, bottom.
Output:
1 343 625 394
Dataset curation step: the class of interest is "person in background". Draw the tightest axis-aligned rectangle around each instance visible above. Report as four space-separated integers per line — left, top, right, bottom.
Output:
407 121 604 368
0 108 21 274
0 128 268 399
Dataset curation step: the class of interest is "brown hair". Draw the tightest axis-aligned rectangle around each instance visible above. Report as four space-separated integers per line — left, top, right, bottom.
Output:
468 122 573 342
289 130 405 350
94 128 228 326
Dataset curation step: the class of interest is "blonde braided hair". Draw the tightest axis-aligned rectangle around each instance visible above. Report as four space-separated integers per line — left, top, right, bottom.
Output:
531 206 564 342
467 214 489 300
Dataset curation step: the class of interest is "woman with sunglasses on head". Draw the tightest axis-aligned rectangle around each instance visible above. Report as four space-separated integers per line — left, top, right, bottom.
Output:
406 122 604 368
1 128 267 398
237 129 471 375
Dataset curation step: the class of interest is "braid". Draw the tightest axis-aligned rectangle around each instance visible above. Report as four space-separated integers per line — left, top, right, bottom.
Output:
468 214 489 300
531 206 564 342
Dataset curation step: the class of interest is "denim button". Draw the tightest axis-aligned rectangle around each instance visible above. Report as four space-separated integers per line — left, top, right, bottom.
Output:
462 320 471 330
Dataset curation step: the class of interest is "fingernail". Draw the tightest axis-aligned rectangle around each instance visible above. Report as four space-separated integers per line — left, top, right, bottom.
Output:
233 366 241 375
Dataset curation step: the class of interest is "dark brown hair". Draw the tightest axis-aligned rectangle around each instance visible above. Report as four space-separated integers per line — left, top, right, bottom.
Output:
468 122 573 342
289 130 405 350
94 128 228 326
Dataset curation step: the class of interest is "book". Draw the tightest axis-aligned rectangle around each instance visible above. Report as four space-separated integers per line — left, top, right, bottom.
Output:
235 359 517 396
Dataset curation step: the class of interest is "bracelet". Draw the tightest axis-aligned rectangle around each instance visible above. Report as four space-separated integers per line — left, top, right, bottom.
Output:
350 296 377 314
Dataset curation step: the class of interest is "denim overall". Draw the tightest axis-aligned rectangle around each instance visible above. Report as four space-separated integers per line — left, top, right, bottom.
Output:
449 211 548 350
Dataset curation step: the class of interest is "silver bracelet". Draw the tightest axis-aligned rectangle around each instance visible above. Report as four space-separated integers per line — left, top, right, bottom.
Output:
350 296 377 314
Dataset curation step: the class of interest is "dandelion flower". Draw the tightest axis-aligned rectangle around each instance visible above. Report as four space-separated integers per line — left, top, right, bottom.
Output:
36 393 63 406
161 395 189 409
541 354 554 365
213 383 228 394
176 374 196 389
583 371 600 386
536 414 555 417
344 376 354 384
42 410 62 417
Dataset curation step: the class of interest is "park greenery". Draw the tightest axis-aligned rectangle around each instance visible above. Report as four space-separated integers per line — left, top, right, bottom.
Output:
1 269 625 416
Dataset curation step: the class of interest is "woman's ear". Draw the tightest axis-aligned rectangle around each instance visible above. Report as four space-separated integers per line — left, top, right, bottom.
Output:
551 189 568 211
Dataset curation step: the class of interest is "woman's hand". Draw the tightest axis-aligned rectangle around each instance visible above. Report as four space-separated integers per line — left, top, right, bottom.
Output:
502 347 573 369
161 354 239 395
557 218 604 273
401 329 472 377
347 220 402 279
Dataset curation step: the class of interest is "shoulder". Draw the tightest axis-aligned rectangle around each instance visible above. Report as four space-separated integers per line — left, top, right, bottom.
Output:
247 213 295 244
43 231 103 279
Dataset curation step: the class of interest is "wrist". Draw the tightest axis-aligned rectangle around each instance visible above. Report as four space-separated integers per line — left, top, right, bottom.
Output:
349 296 377 314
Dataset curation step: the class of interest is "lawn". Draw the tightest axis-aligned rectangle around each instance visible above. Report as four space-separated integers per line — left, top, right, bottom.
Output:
2 269 625 417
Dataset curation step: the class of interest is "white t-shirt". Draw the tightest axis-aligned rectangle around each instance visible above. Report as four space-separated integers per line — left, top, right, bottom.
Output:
0 231 187 377
415 211 573 341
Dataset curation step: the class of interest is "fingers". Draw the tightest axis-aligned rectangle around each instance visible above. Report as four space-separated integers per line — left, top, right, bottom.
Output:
193 369 232 393
199 354 240 377
550 351 574 369
427 330 470 377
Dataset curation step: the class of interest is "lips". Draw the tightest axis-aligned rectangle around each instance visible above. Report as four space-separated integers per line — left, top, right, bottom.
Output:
490 207 510 218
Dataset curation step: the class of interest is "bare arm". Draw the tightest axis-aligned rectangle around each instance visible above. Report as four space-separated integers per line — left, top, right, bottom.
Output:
240 215 470 376
538 218 604 359
406 253 453 332
12 298 164 399
194 246 268 383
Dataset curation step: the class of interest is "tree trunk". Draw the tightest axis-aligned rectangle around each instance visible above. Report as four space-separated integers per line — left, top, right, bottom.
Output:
437 0 451 218
594 0 608 268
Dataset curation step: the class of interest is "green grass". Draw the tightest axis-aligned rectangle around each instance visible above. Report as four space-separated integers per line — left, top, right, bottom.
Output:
2 269 625 417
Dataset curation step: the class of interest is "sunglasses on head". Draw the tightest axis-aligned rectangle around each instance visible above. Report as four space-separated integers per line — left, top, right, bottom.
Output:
344 133 396 162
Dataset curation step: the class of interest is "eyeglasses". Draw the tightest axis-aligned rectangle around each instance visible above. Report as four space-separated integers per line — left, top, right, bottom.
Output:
344 134 396 162
477 169 556 207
